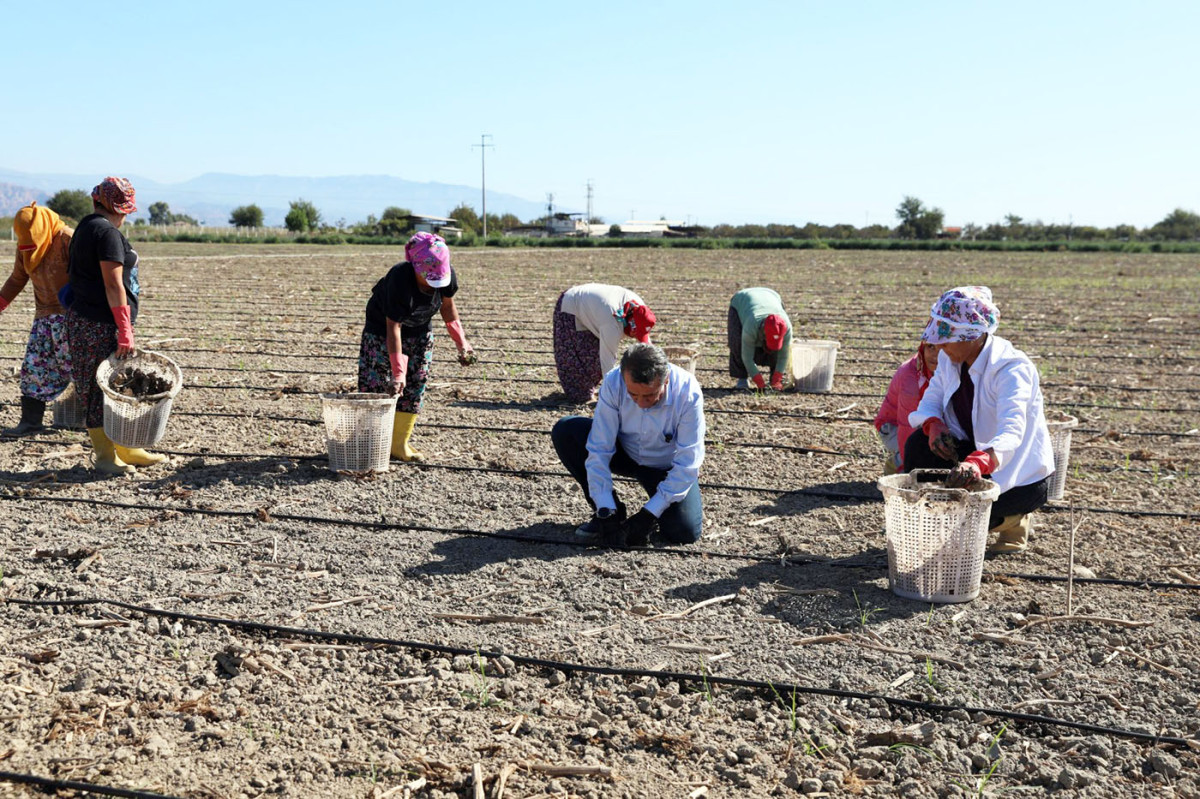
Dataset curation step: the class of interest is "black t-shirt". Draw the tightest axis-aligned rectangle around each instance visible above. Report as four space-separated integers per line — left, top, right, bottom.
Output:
67 214 140 324
363 262 458 336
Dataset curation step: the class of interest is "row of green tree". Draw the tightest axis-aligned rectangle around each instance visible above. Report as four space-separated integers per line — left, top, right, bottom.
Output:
40 188 1200 242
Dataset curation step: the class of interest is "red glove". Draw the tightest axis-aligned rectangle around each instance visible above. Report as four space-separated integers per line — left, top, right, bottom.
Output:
946 450 993 488
963 450 994 475
389 352 408 395
769 371 784 391
0 296 9 313
445 319 476 365
751 373 767 390
111 304 135 357
922 417 957 461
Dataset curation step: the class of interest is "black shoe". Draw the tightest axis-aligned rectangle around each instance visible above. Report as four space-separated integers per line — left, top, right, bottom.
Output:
3 396 45 437
575 498 626 539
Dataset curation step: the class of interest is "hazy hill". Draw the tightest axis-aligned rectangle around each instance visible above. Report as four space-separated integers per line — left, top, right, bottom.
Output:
0 168 554 227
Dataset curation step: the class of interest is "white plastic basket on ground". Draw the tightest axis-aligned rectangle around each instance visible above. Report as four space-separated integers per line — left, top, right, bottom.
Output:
877 469 1000 603
789 339 840 393
662 345 700 375
321 393 398 473
51 384 86 430
1046 412 1079 502
95 350 184 448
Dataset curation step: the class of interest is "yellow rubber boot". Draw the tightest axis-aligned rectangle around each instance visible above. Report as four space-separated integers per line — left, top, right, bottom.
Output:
390 411 425 462
987 514 1031 554
87 427 134 475
114 444 167 467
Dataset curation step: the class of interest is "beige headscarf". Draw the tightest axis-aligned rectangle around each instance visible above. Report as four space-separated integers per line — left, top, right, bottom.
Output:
14 202 66 275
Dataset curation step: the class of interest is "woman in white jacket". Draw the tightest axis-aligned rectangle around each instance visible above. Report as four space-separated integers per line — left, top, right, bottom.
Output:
553 283 656 403
906 286 1054 553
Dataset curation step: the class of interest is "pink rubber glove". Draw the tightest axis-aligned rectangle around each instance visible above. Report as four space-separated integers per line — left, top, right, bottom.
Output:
923 417 957 461
111 304 135 358
751 373 767 390
769 371 784 391
446 319 476 365
946 451 992 488
389 352 408 395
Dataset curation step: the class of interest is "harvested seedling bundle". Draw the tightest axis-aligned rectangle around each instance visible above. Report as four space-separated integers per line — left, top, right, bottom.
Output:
108 364 175 398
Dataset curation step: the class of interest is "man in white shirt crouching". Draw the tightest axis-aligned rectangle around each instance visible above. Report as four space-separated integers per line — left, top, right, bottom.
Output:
551 343 705 547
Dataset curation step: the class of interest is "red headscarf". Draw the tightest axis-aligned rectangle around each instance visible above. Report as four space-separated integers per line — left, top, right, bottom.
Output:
91 176 138 214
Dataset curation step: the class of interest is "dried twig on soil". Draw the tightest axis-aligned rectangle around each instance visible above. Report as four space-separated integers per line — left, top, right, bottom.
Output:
304 596 370 613
1102 644 1184 676
1167 566 1200 585
769 584 840 598
522 762 613 779
432 613 547 625
851 637 966 670
1021 615 1153 630
1010 698 1086 711
972 631 1038 646
493 763 517 799
645 593 736 621
381 676 433 687
793 634 852 646
473 762 485 799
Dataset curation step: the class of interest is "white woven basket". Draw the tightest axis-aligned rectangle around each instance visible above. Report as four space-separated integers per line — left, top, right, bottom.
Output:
96 350 183 448
789 339 839 393
51 384 86 430
878 469 1000 603
321 393 398 473
663 346 700 375
1046 412 1079 502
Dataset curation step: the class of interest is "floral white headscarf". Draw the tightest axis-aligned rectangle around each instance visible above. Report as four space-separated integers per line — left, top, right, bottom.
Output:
921 286 1000 344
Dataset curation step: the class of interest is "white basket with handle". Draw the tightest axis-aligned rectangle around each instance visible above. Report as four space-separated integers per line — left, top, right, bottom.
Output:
321 393 398 473
878 469 1000 603
663 345 700 375
96 350 184 448
789 339 840 393
1046 412 1079 502
51 384 86 430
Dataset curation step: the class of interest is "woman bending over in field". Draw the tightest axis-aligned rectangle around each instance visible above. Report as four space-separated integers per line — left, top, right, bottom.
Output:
1 203 74 436
358 232 475 461
553 283 656 403
905 286 1054 553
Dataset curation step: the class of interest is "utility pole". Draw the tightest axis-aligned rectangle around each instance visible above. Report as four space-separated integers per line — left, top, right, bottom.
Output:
546 193 555 234
586 179 594 227
472 134 494 237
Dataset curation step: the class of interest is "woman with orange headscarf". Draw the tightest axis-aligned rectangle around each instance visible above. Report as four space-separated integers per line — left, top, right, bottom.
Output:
1 203 74 436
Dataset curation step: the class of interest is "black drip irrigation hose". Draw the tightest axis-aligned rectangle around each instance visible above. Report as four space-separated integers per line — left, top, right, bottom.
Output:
3 597 1194 750
0 771 179 799
3 491 1199 589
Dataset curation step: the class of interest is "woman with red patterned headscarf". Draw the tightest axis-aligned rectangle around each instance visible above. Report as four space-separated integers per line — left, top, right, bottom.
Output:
553 283 656 403
65 176 166 475
0 203 74 436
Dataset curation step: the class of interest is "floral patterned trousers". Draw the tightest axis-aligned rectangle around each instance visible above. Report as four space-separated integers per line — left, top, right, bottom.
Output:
357 327 434 414
20 314 73 402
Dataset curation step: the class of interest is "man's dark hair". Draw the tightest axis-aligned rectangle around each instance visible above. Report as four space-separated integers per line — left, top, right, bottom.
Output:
621 343 670 385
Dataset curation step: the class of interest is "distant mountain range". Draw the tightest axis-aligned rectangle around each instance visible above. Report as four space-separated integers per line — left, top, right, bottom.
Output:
0 168 557 227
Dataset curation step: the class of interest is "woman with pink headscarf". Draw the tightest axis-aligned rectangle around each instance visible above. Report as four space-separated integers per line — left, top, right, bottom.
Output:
358 232 475 462
0 203 73 436
906 286 1054 553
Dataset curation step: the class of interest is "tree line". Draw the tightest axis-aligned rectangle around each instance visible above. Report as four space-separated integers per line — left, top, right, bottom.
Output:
39 188 1200 242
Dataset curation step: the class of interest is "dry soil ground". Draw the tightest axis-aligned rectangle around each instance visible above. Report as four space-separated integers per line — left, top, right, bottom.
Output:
1 245 1198 798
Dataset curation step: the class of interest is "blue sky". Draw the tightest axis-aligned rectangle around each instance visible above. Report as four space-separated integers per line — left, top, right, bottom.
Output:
4 0 1197 228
